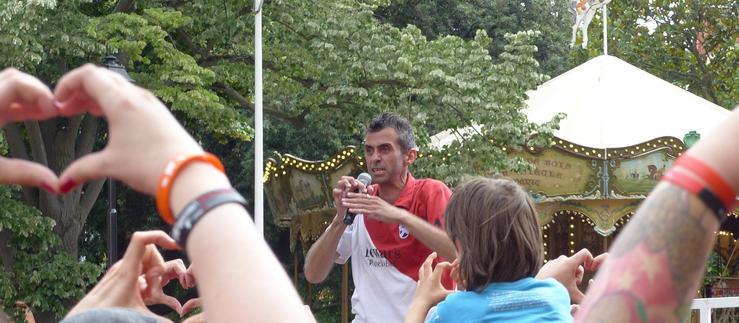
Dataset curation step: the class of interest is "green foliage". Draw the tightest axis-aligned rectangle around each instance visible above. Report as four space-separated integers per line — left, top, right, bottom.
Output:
375 0 574 77
0 186 101 321
571 0 737 109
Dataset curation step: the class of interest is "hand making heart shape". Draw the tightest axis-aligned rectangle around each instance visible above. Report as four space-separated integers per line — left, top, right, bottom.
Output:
536 248 608 305
0 65 203 194
1 66 209 319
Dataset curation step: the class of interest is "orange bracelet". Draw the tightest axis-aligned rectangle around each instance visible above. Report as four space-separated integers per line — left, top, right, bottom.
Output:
156 152 225 225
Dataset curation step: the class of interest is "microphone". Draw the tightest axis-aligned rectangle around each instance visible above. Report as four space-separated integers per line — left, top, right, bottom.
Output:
343 172 373 225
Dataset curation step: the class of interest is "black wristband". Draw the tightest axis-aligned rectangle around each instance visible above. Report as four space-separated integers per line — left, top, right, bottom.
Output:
171 188 248 249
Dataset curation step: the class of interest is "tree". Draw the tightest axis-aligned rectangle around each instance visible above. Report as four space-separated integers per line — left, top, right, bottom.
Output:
374 0 574 78
569 0 737 109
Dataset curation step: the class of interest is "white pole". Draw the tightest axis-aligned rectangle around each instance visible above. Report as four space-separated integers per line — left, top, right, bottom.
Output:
254 0 264 237
603 4 608 55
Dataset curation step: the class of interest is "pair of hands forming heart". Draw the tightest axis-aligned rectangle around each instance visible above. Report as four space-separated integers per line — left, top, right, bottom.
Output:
536 248 608 305
66 231 202 322
2 67 208 321
0 66 202 195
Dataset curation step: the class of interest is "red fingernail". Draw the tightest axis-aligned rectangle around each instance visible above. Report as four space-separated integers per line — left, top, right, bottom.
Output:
40 182 56 194
60 179 78 194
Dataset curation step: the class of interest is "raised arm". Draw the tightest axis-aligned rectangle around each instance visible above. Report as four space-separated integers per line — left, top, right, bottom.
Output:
303 176 363 283
576 107 739 322
54 65 309 322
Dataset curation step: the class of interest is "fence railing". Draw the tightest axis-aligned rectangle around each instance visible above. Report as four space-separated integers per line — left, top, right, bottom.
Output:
691 296 739 323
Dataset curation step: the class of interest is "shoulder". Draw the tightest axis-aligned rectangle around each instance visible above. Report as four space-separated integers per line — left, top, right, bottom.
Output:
415 178 451 195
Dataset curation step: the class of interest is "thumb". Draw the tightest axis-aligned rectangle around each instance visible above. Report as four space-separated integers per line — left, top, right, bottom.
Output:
181 298 202 317
58 150 112 193
569 286 586 304
0 157 58 190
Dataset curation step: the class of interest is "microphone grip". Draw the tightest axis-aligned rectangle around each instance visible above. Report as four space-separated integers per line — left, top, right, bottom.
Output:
343 210 357 225
342 188 362 225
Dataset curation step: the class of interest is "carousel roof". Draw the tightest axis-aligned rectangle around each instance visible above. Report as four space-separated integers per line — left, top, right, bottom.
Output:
431 55 730 150
524 55 729 148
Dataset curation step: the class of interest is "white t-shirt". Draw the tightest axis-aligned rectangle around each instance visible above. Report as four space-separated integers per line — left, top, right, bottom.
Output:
336 214 418 323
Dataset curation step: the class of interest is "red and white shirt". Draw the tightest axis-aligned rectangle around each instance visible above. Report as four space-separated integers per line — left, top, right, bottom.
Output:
335 173 452 323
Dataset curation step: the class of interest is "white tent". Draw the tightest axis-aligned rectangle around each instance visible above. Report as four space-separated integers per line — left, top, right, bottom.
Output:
432 55 729 149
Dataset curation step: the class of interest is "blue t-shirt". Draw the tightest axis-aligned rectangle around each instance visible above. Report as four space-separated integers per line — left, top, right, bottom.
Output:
427 277 572 323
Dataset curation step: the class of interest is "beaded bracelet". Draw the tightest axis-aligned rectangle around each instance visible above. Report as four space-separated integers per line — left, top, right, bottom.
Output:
171 188 248 249
156 153 225 225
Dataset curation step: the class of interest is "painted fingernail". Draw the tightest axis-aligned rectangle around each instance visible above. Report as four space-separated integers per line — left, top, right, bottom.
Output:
40 182 56 194
60 179 77 194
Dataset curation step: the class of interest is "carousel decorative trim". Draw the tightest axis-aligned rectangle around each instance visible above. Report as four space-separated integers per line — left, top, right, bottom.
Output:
264 146 364 184
551 138 607 159
606 136 686 160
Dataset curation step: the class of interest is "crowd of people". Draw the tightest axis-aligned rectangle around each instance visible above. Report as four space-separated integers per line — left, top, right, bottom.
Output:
0 65 736 322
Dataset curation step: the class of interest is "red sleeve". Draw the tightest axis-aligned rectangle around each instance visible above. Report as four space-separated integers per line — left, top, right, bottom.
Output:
425 181 452 229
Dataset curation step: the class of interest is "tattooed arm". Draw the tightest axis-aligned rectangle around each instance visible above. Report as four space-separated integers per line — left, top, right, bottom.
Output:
576 107 739 323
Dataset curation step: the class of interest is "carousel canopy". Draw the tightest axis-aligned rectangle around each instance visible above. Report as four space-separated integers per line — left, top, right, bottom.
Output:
525 55 729 148
432 55 729 150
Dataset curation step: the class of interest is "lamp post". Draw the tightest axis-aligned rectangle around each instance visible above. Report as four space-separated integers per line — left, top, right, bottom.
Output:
102 55 134 268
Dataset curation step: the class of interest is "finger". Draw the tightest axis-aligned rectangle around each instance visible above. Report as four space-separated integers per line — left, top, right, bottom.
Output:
345 192 373 199
0 69 55 118
57 150 114 194
588 279 595 287
347 208 371 215
366 185 375 195
138 275 148 292
431 261 452 281
121 231 179 272
54 64 131 112
162 259 187 287
589 253 608 271
570 287 586 304
185 263 196 288
0 157 58 190
142 266 164 301
182 313 205 323
567 248 594 267
54 92 104 117
160 294 183 316
181 298 202 316
419 252 437 281
575 265 584 285
571 304 580 316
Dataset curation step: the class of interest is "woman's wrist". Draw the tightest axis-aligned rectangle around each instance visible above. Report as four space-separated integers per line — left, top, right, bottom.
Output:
169 162 232 218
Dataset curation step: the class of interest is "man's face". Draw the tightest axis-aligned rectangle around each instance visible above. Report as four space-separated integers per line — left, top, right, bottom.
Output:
364 128 410 185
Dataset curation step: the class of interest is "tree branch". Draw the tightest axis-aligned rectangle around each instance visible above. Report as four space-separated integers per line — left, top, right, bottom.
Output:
80 179 107 221
23 121 48 166
75 115 100 160
213 82 306 128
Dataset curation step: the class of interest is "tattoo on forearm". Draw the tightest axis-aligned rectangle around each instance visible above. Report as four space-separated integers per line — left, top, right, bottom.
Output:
577 184 719 322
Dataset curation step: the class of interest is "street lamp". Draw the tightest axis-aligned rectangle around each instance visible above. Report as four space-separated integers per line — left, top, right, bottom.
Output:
102 55 134 269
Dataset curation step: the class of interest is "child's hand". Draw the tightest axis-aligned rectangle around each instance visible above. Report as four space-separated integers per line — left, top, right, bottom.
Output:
449 259 465 290
405 253 454 323
536 249 608 304
415 252 453 307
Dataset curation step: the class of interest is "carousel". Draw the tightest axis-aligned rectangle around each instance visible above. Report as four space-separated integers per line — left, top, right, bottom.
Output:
263 55 736 321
